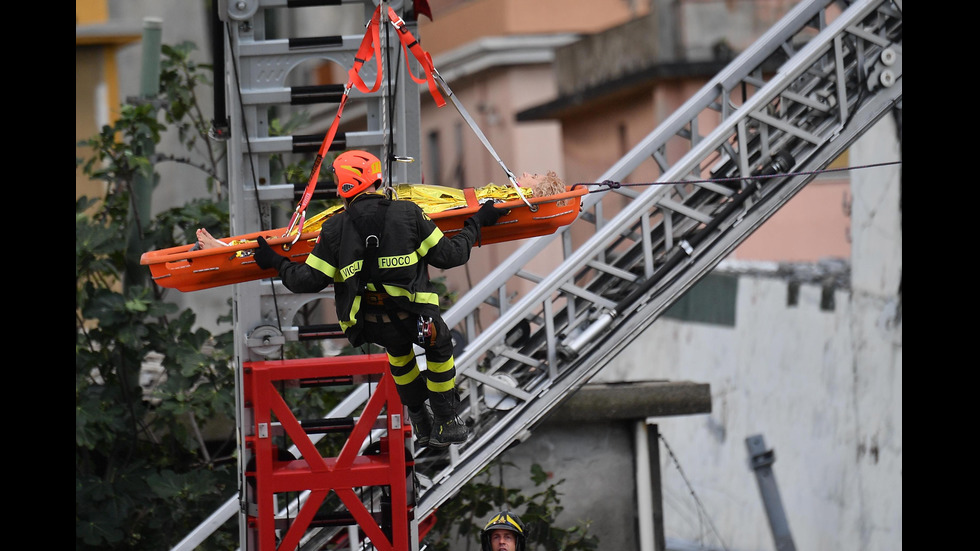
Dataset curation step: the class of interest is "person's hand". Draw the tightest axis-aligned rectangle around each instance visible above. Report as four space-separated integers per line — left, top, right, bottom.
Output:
253 236 288 271
472 200 506 227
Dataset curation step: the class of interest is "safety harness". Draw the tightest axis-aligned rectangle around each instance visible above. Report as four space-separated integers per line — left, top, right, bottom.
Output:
347 196 391 297
347 195 435 346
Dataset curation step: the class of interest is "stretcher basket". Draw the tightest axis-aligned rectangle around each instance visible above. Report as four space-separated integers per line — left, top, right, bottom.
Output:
140 186 587 292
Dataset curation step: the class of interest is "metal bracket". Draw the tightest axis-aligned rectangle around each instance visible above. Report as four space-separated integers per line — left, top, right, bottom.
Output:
247 325 285 359
745 434 797 551
222 0 258 21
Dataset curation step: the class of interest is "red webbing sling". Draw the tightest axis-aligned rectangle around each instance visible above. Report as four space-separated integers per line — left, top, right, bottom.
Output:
385 6 445 108
285 5 444 237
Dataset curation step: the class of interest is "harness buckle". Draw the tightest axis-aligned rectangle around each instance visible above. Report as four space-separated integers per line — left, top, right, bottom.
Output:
387 8 406 29
365 234 380 248
417 316 433 345
365 291 387 307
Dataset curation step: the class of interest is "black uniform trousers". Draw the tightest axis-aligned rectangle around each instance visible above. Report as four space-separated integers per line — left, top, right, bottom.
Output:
360 309 459 418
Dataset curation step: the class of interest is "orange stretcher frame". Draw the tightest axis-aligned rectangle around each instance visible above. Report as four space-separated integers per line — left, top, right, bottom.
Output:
140 186 587 292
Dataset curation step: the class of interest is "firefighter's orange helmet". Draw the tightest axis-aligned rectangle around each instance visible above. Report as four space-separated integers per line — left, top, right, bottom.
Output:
332 150 382 198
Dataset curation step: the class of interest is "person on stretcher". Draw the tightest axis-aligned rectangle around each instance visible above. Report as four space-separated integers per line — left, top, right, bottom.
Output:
194 171 565 250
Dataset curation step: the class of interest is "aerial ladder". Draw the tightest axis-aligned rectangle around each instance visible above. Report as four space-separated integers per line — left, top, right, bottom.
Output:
173 0 901 548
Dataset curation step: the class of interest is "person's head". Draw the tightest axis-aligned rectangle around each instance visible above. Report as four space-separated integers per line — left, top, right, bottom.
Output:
517 170 568 206
480 510 526 551
516 171 562 188
332 150 382 201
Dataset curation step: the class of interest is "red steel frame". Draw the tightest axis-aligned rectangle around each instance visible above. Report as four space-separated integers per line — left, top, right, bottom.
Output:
242 354 412 551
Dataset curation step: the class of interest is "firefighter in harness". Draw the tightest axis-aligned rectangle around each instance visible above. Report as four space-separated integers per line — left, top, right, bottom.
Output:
253 150 505 448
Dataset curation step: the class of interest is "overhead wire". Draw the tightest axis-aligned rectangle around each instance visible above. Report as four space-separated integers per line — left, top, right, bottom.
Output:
380 2 392 192
659 432 730 551
572 160 902 195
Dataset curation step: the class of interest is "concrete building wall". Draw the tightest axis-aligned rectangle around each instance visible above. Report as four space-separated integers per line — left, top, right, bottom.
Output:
419 0 652 57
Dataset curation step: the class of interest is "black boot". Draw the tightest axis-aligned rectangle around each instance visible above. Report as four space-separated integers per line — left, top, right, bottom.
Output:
430 415 469 447
429 391 470 448
408 406 433 448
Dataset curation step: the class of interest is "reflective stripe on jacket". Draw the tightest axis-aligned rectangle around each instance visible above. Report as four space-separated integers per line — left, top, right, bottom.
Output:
277 193 483 343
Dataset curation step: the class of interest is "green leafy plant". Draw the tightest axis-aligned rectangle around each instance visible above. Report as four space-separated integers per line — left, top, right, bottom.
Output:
76 42 238 551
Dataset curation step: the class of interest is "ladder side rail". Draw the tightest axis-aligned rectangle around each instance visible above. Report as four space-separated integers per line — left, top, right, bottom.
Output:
228 10 303 549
